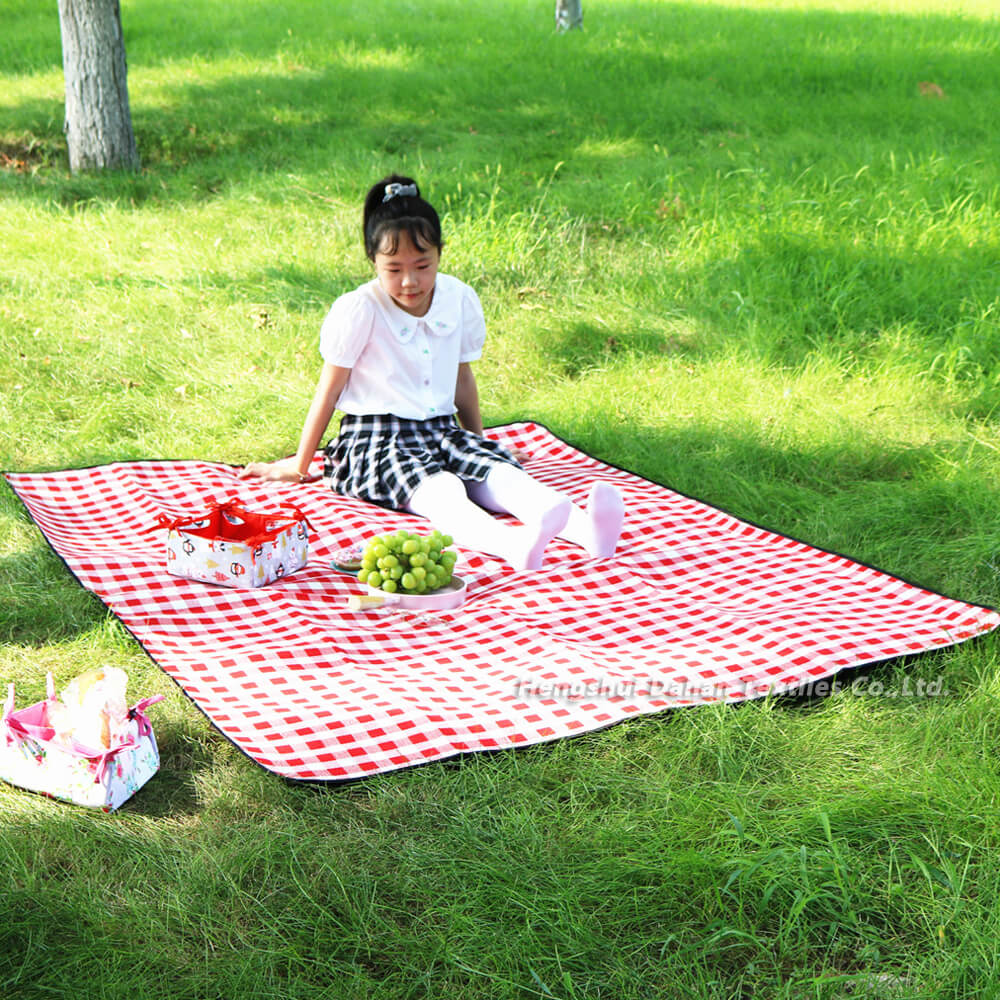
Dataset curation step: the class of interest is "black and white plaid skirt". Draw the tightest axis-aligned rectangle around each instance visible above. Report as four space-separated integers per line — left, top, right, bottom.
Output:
324 413 522 510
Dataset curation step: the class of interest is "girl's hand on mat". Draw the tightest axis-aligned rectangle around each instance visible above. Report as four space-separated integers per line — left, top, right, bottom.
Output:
238 459 315 483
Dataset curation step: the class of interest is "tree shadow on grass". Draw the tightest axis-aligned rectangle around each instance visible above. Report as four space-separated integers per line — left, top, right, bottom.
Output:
0 480 109 645
684 234 1000 376
0 545 108 647
523 227 1000 399
125 724 234 818
3 1 998 206
535 320 689 379
6 1 994 406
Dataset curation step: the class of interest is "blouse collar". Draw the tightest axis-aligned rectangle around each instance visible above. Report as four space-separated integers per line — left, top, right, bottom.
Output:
370 276 459 344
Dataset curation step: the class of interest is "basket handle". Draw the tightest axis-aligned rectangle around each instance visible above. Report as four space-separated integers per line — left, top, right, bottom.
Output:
3 673 59 746
128 695 165 738
74 695 164 784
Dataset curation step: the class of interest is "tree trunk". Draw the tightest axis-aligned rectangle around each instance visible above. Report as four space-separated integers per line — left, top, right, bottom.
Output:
555 0 583 32
57 0 139 172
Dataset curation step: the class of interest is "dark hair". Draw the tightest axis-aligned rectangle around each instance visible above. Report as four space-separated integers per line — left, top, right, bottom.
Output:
363 174 443 261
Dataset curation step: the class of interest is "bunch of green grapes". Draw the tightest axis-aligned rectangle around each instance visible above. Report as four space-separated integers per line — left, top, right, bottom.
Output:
357 529 457 595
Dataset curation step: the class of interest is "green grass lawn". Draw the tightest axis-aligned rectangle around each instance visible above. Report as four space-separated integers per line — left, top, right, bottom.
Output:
3 0 1000 995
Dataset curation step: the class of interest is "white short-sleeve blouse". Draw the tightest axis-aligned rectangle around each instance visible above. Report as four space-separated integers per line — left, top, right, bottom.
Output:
319 273 487 420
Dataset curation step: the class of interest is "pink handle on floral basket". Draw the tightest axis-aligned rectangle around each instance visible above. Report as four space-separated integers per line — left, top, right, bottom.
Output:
3 713 129 781
74 696 164 785
82 694 167 785
128 695 165 739
3 683 14 747
3 674 61 747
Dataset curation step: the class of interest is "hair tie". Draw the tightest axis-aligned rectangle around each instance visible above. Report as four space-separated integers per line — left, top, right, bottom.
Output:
383 182 418 203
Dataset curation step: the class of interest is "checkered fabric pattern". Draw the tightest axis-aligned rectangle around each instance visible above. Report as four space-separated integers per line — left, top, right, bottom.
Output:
325 412 520 509
6 422 999 783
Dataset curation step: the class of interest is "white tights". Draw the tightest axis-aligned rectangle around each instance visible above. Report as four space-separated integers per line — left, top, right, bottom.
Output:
405 462 624 570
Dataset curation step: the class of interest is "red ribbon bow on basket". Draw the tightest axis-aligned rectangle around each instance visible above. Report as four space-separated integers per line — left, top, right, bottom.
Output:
154 499 312 537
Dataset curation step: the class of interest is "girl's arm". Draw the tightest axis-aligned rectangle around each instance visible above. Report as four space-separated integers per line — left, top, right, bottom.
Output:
239 364 351 482
454 362 484 436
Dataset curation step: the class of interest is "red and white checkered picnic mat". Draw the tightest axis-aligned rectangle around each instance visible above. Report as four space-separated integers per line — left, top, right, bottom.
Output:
6 422 998 782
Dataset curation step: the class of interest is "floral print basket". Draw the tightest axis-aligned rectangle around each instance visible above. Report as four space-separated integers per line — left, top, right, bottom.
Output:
160 501 310 588
1 675 164 812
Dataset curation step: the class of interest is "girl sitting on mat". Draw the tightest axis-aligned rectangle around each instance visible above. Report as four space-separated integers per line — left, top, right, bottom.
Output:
239 173 624 570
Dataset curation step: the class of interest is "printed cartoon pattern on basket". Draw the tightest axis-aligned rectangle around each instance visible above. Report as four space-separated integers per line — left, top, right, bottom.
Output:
161 501 310 588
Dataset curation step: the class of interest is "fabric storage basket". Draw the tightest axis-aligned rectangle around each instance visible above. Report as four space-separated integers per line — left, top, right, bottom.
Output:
1 675 164 812
160 501 310 588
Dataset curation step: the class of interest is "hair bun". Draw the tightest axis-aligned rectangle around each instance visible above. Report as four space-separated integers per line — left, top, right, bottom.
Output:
363 174 442 260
